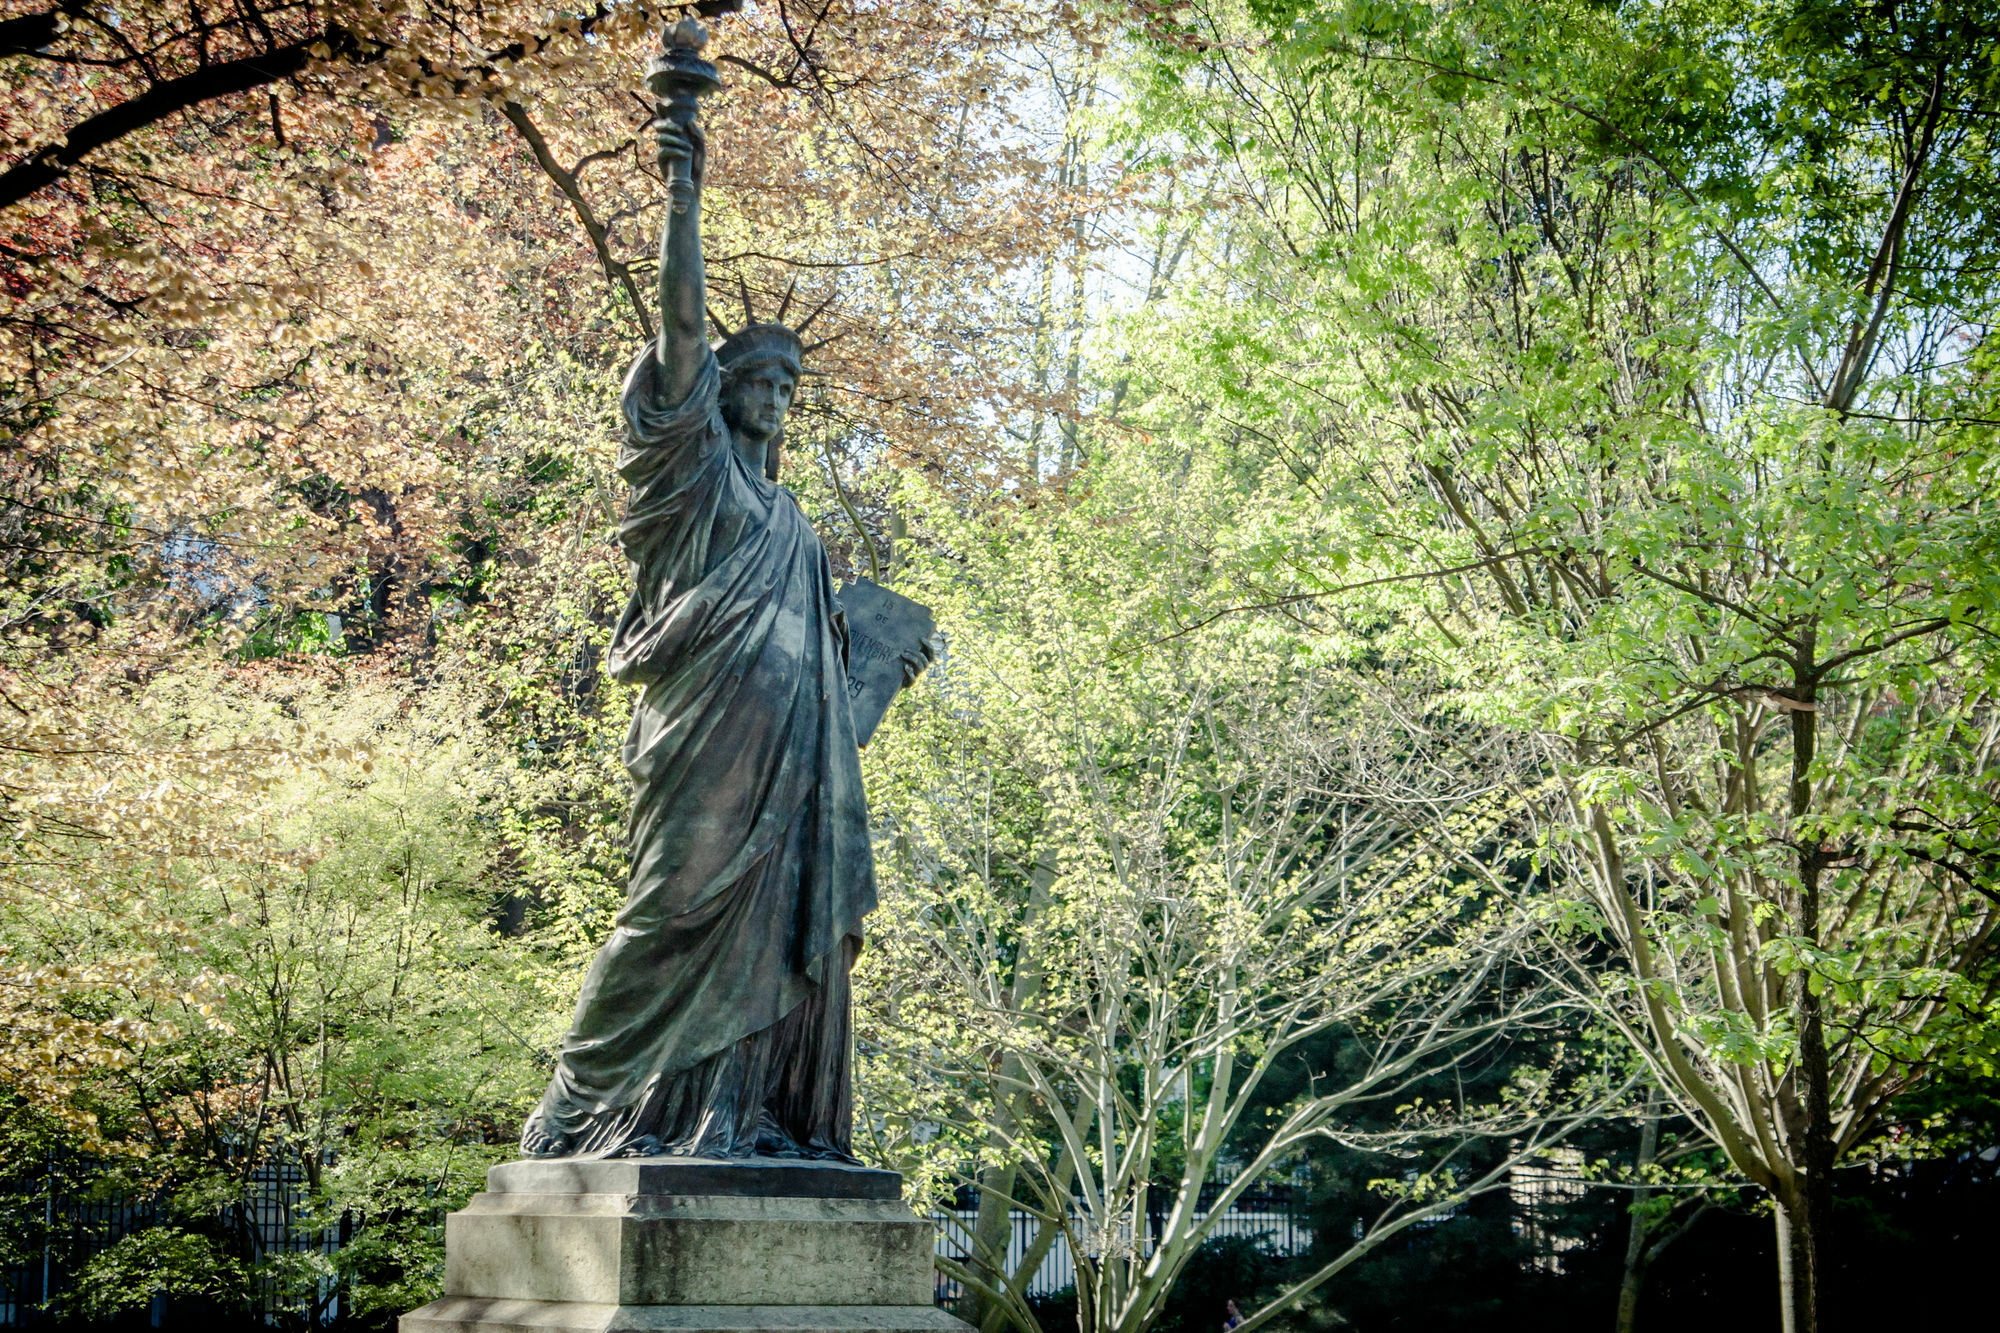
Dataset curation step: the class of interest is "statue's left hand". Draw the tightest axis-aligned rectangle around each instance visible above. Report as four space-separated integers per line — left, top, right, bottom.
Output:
898 632 943 689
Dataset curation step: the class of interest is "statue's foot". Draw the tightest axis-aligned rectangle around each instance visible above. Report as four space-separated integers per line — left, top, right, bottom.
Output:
519 1115 573 1159
753 1128 806 1158
751 1109 805 1158
800 1140 862 1166
751 1114 860 1164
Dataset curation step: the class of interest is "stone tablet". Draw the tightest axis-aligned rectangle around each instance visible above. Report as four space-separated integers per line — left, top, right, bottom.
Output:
839 579 936 747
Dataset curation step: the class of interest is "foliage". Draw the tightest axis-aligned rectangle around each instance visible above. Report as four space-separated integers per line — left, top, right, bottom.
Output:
68 1224 250 1323
854 453 1619 1333
2 0 1109 675
0 666 542 1320
1103 1 2000 1328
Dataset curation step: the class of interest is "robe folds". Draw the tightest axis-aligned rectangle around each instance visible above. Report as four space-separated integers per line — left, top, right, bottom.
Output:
520 345 875 1160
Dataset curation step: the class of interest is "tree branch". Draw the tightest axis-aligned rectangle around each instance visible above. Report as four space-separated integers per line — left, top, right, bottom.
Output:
1825 65 1948 414
1814 617 1953 678
716 52 802 88
1115 547 1553 657
498 99 654 342
0 28 342 211
0 4 72 58
0 6 618 212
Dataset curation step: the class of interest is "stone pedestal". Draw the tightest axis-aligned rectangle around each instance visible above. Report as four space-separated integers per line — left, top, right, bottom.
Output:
400 1159 969 1333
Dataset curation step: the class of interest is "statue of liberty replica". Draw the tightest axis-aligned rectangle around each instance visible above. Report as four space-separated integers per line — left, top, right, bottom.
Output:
402 18 957 1331
517 12 930 1166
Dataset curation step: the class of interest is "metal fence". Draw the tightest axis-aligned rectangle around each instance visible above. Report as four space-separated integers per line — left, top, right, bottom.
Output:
3 1166 1310 1325
0 1157 345 1328
931 1189 1314 1303
0 1187 161 1327
1507 1147 1591 1275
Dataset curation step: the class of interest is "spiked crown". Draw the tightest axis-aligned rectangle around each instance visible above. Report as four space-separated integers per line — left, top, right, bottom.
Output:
707 273 840 383
715 323 803 380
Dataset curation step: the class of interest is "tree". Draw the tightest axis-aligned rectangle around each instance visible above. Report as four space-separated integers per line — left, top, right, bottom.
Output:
1104 3 2000 1330
3 0 1101 678
0 666 546 1322
856 461 1615 1333
0 0 640 211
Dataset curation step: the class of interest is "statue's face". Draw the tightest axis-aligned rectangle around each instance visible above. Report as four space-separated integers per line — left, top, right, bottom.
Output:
722 364 797 445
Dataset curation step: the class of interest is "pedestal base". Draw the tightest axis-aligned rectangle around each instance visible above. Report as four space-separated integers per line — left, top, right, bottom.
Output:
404 1299 971 1333
399 1160 967 1333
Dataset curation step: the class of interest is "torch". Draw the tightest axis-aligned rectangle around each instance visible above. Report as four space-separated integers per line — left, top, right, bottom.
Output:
647 13 725 215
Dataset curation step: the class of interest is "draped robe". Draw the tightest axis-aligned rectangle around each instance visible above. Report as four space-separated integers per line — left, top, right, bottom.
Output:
521 344 875 1160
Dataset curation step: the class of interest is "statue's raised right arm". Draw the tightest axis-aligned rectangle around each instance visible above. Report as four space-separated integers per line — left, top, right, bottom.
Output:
654 116 708 405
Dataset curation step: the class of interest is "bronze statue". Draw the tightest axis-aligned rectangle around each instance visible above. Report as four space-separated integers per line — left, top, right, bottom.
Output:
519 18 929 1162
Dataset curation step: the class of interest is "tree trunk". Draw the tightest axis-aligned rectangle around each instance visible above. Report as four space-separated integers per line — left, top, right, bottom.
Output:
984 1132 1088 1333
1783 640 1830 1333
965 1159 1021 1329
963 849 1059 1333
1775 1194 1821 1333
1790 1003 1834 1333
1775 1204 1794 1333
1613 1092 1661 1333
